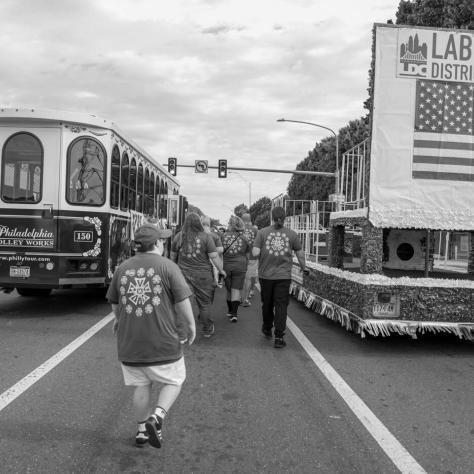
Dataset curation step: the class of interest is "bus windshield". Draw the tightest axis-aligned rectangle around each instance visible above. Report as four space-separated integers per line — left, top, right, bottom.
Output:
67 137 106 205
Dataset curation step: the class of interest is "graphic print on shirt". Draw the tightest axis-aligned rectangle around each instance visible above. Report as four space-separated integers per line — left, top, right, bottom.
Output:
183 237 202 258
120 267 163 317
243 227 256 246
223 234 244 255
265 231 290 256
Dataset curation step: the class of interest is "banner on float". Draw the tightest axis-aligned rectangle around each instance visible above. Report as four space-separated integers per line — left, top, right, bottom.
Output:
369 25 474 230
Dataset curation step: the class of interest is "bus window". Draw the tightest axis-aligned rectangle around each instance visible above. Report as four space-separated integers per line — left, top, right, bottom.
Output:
67 137 106 205
129 158 137 210
1 132 43 203
150 171 155 216
111 145 120 209
137 163 143 212
120 152 129 211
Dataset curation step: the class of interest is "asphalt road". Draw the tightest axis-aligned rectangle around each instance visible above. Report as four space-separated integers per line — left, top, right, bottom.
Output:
0 287 473 474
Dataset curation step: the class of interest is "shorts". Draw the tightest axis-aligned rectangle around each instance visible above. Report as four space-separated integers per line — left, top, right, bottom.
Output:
224 269 246 291
246 259 258 279
121 357 186 387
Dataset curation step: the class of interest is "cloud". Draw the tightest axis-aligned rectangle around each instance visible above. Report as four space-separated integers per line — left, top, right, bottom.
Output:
0 0 401 223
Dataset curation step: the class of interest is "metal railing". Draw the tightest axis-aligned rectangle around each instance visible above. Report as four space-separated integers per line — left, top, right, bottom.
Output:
339 138 368 210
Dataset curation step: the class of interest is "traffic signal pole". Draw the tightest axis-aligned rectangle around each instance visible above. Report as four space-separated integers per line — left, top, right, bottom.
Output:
163 163 335 178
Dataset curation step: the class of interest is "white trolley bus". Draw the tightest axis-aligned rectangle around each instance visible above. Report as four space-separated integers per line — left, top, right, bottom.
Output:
0 108 187 296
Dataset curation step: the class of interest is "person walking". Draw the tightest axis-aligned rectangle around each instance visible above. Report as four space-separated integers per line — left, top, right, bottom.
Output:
106 223 196 449
170 212 226 338
222 215 250 323
252 206 309 348
201 215 224 287
240 213 259 307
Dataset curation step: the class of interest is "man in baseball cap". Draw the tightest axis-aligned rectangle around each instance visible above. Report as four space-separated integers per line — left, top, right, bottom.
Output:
107 222 195 449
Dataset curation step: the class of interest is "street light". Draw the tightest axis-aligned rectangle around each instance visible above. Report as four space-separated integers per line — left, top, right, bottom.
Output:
277 118 340 195
229 170 252 209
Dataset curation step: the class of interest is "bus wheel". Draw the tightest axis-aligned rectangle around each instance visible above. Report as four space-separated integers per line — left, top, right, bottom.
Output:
17 288 52 297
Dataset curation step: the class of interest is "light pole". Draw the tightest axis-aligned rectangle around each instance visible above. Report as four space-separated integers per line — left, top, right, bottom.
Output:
277 118 340 195
229 170 252 210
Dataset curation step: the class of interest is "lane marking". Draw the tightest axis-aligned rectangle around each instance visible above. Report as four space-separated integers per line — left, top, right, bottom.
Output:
287 317 427 474
0 313 114 413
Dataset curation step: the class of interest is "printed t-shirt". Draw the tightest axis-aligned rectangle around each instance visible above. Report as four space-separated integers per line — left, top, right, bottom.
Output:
222 231 250 272
106 252 192 364
253 225 302 280
171 231 217 275
243 223 259 261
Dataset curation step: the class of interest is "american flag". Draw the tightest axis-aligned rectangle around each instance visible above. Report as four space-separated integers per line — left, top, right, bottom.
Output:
412 79 473 181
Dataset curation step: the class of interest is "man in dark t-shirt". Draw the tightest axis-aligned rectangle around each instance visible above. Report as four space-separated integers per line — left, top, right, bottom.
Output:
253 207 309 348
107 224 195 449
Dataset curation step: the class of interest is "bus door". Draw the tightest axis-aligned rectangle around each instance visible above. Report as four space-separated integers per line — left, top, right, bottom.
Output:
0 126 61 289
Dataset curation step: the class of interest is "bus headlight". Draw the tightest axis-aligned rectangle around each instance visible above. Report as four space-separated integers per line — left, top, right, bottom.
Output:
90 262 99 271
46 262 55 270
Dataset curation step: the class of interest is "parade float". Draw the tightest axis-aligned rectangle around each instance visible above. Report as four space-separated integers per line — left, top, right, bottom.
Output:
288 24 474 340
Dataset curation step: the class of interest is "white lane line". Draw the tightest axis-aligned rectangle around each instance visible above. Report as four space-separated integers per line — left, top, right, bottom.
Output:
0 313 114 412
287 317 427 474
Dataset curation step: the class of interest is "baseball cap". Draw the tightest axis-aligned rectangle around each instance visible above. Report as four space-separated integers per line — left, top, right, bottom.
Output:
133 224 172 245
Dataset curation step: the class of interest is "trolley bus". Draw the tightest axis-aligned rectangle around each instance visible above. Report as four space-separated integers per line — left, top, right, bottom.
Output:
0 108 187 296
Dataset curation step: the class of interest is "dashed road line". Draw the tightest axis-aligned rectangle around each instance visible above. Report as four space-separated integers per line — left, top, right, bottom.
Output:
287 317 427 474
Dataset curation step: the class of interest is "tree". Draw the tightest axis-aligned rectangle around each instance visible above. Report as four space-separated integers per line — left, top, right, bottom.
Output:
396 0 474 29
286 117 370 202
249 196 271 228
187 204 203 216
234 203 249 217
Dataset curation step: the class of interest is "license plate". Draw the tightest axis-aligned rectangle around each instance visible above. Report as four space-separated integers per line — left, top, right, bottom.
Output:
10 266 30 278
372 303 395 316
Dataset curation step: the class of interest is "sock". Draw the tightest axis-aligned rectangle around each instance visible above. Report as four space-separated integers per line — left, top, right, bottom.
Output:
226 300 232 312
137 421 147 431
231 300 240 316
154 406 167 421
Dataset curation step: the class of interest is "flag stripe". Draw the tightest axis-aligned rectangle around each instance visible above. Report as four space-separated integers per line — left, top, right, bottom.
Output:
413 171 474 181
414 132 474 143
413 162 474 173
413 140 474 151
413 155 474 166
413 147 473 159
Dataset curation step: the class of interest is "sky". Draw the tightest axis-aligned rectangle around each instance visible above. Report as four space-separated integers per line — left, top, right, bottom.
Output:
0 0 401 224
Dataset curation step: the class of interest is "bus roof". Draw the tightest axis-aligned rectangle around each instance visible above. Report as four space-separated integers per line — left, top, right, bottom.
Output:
0 107 180 186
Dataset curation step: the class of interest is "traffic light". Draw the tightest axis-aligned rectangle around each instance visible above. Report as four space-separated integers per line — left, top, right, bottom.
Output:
168 157 177 176
218 159 227 178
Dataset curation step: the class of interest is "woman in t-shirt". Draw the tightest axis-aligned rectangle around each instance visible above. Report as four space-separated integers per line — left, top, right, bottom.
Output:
171 213 225 338
222 215 250 323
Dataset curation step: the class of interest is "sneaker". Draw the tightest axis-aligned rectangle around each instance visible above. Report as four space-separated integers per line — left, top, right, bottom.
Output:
203 323 215 338
145 415 163 448
226 312 232 319
230 315 238 323
274 337 286 348
241 300 251 307
135 430 149 447
261 327 272 338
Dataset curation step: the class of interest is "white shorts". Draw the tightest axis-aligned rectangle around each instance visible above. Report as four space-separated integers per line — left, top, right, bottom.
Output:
246 259 258 279
121 357 186 386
